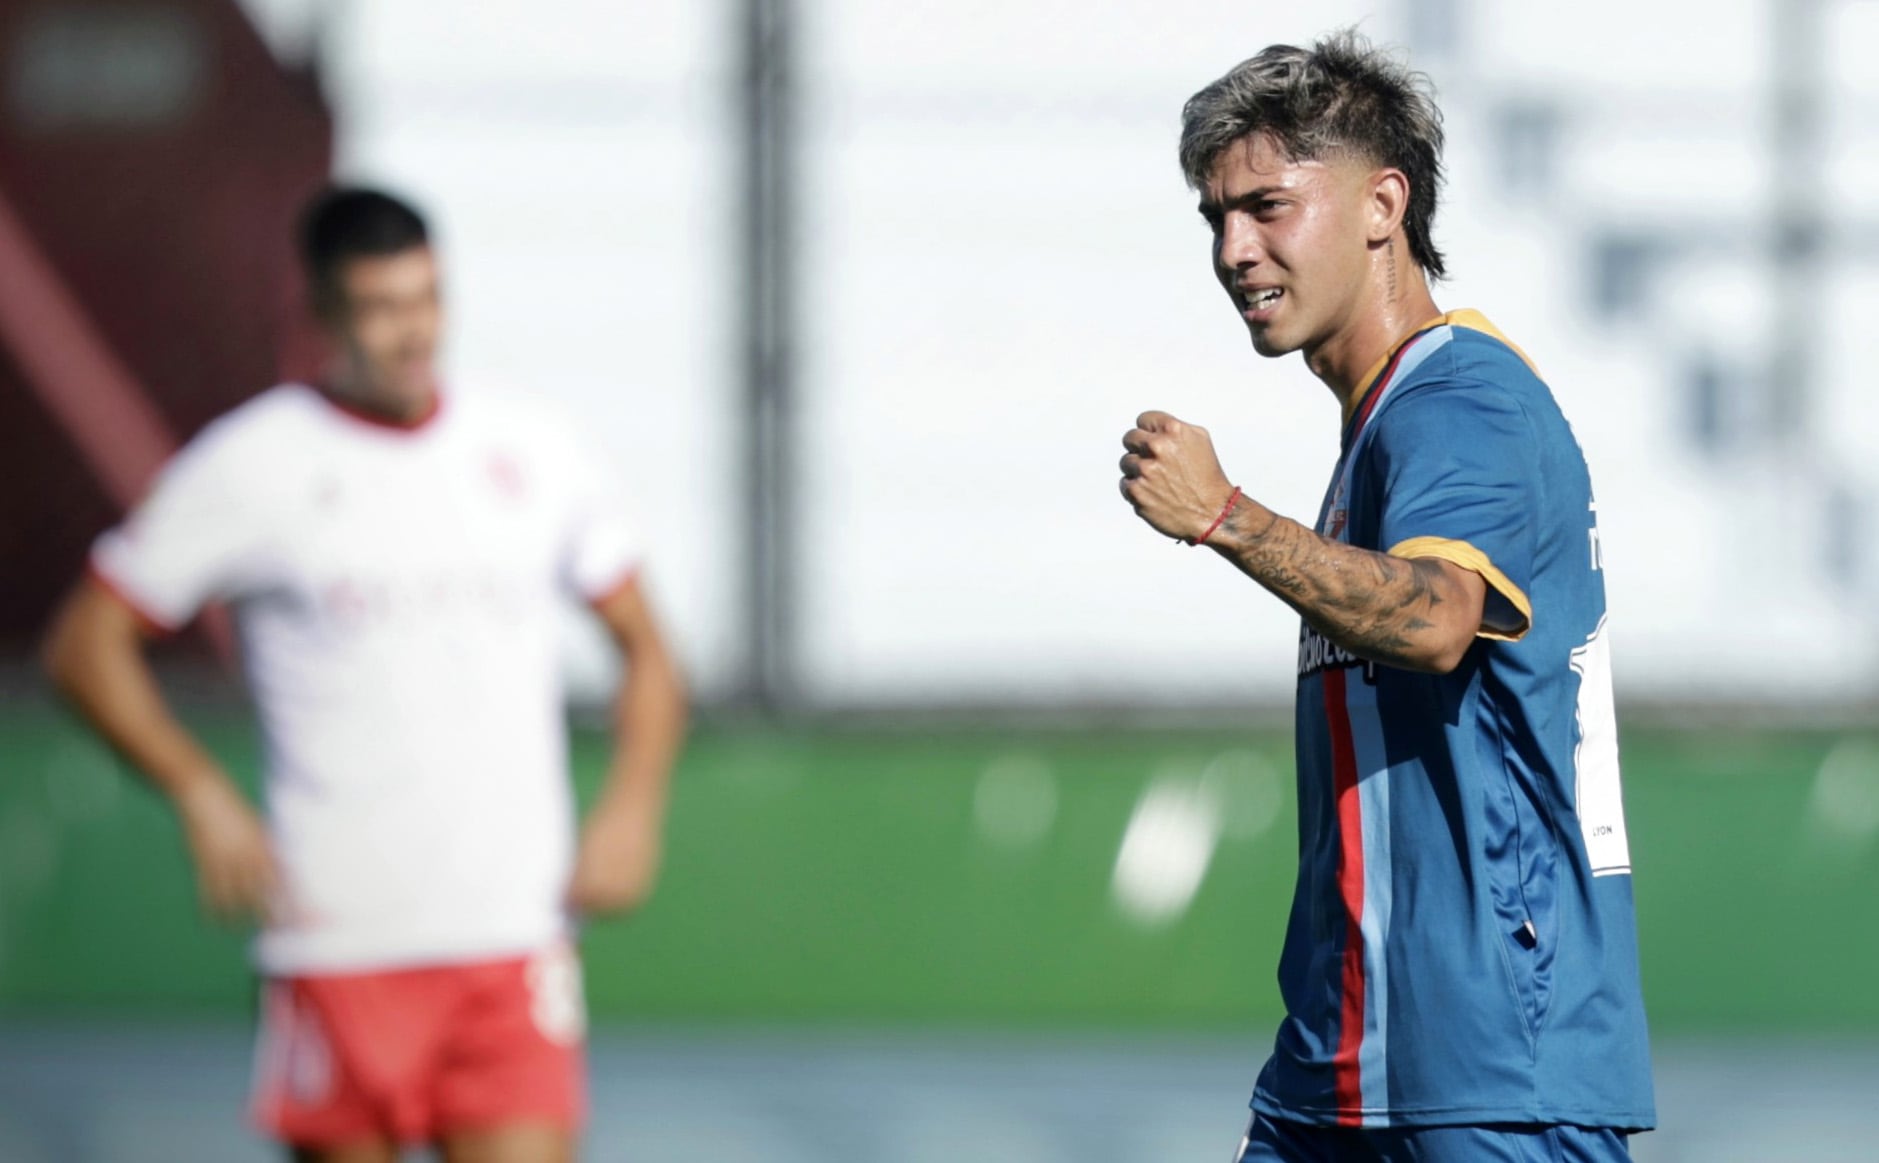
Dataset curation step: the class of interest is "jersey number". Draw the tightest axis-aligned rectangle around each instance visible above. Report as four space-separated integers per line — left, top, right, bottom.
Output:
1569 615 1632 876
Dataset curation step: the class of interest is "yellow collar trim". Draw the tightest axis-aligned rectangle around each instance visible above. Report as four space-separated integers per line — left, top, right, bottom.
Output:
1341 309 1540 425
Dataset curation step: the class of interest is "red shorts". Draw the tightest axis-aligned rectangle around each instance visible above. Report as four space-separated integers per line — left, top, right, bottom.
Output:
251 944 587 1148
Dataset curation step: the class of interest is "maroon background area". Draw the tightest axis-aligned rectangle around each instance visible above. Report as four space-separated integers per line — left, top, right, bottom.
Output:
0 0 333 647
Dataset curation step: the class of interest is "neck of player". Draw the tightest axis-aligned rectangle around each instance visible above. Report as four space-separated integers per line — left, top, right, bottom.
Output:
326 367 438 425
1304 238 1441 421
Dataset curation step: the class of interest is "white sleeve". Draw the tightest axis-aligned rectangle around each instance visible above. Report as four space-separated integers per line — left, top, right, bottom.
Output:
89 422 269 632
556 431 644 604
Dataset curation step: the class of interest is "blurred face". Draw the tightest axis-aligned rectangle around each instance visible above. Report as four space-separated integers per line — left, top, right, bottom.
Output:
1199 133 1375 360
321 246 442 416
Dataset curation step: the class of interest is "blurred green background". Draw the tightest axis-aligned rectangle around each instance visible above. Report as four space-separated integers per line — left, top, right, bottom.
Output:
7 699 1874 1033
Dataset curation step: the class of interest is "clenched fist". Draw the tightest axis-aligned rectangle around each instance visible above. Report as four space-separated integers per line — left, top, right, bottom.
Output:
1118 411 1238 543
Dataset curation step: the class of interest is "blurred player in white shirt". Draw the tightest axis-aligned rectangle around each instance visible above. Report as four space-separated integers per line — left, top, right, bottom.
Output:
43 187 689 1163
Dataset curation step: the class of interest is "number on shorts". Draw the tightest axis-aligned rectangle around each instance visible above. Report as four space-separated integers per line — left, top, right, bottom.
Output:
527 944 587 1045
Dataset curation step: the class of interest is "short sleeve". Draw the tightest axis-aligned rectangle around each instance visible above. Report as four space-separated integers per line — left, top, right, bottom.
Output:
1365 379 1538 641
88 423 270 633
556 431 643 605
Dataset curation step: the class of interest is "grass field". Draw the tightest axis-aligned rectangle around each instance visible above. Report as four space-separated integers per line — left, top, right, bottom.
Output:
2 701 1876 1032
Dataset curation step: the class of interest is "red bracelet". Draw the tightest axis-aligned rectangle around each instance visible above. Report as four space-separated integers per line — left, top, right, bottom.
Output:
1194 486 1242 546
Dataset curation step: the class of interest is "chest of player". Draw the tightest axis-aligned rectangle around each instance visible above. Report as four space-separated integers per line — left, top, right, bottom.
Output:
259 433 563 632
1314 448 1380 549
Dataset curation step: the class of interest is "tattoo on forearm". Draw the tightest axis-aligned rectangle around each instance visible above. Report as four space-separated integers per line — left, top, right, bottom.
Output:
1216 503 1459 669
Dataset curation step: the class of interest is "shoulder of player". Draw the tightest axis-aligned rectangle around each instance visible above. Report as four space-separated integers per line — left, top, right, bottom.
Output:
162 384 321 475
118 386 313 520
1364 362 1544 471
1382 364 1534 425
1394 318 1557 403
1401 320 1537 384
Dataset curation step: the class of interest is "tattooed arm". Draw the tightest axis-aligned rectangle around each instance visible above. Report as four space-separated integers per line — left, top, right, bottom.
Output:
1119 410 1487 674
1202 499 1487 673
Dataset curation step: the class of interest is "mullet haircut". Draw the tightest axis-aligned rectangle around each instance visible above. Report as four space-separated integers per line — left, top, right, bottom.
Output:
1179 29 1448 279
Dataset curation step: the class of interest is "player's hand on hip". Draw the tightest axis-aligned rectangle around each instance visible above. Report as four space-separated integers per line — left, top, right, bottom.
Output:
566 795 662 918
172 776 281 924
1119 411 1237 543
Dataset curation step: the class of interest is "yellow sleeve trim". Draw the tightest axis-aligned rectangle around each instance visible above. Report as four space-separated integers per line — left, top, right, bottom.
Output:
1387 536 1533 642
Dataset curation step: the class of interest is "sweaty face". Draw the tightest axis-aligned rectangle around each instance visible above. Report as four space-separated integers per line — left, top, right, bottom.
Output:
1199 134 1374 359
325 246 442 416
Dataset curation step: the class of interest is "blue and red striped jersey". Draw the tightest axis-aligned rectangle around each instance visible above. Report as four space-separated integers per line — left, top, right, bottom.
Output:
1252 310 1655 1131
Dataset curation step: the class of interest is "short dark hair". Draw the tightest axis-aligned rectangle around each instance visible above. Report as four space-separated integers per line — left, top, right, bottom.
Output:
297 186 431 305
1179 30 1448 279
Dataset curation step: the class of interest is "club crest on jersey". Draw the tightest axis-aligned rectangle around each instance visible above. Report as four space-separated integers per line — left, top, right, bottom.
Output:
1324 478 1350 541
1297 623 1376 682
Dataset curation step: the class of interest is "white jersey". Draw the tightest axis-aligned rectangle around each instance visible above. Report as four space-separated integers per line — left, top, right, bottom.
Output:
91 384 641 975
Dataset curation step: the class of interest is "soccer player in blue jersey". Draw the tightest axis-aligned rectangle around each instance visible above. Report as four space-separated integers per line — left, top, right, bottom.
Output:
1117 32 1654 1162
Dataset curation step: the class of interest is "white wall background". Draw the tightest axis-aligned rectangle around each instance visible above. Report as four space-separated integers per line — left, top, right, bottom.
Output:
240 0 1879 707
